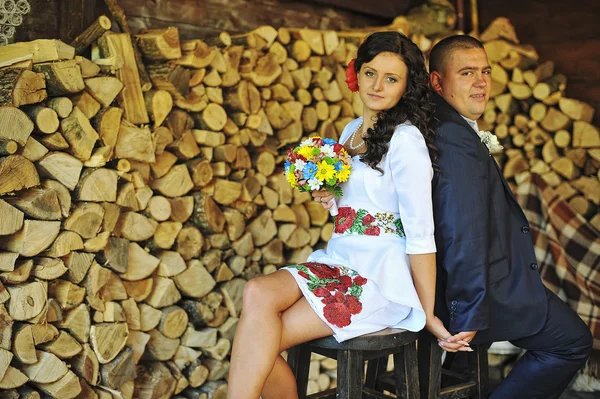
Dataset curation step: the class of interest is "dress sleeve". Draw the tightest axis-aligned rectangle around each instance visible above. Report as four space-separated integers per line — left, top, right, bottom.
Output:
389 126 436 254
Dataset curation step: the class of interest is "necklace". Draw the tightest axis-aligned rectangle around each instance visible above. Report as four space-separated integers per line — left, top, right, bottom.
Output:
349 121 365 150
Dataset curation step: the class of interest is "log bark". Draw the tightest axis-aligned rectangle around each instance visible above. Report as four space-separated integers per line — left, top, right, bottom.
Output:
0 69 46 107
71 15 112 54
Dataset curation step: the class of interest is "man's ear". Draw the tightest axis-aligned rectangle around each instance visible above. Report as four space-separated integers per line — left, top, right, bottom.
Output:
430 71 443 95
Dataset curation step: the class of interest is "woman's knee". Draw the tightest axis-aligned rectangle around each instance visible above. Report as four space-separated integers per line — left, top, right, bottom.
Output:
242 275 288 312
242 277 270 310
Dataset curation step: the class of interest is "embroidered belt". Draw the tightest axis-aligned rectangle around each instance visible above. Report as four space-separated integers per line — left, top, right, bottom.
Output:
333 206 405 237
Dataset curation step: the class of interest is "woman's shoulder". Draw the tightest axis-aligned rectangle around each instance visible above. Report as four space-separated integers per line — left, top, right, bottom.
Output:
390 122 427 147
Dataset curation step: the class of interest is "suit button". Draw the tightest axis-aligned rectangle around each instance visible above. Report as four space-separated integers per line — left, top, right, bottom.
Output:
521 225 530 233
530 263 538 270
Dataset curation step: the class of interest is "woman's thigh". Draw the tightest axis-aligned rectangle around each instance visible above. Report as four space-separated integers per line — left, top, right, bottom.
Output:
279 297 334 352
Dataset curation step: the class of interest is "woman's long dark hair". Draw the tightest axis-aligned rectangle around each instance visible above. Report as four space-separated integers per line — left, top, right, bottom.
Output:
354 31 438 173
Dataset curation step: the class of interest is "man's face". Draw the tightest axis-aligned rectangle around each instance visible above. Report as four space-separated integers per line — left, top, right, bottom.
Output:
431 47 491 120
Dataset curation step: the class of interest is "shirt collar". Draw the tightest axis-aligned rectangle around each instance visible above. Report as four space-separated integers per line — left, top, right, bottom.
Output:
459 114 479 133
460 114 479 133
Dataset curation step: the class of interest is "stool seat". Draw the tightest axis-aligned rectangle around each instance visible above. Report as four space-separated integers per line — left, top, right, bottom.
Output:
311 328 420 351
288 328 421 399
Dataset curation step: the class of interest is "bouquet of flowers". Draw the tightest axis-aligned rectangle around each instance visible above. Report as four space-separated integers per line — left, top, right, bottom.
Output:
284 136 352 216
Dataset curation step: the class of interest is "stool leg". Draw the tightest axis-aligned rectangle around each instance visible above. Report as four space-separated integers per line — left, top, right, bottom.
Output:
287 344 311 399
394 342 420 399
418 331 443 399
469 345 489 399
364 356 388 390
337 349 363 399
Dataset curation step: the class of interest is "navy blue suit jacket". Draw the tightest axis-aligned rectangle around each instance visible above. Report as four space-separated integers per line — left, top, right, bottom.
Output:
432 94 547 344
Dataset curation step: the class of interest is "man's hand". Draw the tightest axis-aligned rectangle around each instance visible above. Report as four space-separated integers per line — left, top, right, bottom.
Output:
311 190 335 209
438 331 477 352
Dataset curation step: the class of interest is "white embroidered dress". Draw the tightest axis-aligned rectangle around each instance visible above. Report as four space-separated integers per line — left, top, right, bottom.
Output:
282 117 436 342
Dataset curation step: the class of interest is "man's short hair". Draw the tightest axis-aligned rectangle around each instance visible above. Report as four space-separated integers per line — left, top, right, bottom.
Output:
429 35 484 73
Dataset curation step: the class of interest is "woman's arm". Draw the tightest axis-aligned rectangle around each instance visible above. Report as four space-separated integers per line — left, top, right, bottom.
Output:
389 128 469 350
410 253 465 347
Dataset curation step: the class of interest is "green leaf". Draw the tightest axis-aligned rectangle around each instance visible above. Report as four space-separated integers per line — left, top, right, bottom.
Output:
324 185 343 197
394 218 405 236
288 264 309 273
348 209 369 234
348 283 363 299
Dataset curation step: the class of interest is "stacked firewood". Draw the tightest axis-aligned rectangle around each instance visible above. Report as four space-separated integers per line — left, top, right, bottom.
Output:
0 13 597 399
478 18 599 229
0 18 364 399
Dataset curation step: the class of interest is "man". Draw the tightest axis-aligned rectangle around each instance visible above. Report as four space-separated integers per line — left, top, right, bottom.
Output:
428 35 592 398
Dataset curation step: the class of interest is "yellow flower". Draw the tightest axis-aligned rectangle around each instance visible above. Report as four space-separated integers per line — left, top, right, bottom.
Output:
286 171 298 188
337 165 351 182
297 146 315 160
315 160 335 182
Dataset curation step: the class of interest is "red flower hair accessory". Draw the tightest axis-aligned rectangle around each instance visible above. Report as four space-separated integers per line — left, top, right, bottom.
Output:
345 58 359 92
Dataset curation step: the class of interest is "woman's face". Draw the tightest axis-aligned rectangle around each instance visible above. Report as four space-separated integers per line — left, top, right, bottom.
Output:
358 51 408 114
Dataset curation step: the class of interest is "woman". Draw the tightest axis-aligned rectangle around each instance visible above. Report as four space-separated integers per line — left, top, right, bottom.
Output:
227 31 465 399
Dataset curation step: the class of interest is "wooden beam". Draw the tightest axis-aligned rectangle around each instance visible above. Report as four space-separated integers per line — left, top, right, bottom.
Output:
303 0 419 19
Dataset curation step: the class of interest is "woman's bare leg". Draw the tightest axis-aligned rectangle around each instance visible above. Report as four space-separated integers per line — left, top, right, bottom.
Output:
227 271 333 399
261 297 334 399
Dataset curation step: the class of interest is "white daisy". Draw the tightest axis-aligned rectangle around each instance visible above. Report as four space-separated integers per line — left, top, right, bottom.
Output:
308 178 322 191
321 144 336 158
294 159 306 171
300 138 316 147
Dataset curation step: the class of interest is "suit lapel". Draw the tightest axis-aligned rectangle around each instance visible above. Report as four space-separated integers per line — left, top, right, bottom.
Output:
433 94 525 213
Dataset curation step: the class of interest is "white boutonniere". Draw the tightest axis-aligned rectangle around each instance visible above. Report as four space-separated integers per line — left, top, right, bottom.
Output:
477 130 504 154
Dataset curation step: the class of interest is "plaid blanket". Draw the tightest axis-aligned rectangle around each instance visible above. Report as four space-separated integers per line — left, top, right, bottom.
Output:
514 173 600 378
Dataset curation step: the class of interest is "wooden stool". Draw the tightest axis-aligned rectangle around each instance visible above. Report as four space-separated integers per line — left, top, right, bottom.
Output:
416 331 489 399
287 328 420 399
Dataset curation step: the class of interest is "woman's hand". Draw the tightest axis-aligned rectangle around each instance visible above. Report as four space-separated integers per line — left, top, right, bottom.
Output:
312 190 335 210
425 316 473 353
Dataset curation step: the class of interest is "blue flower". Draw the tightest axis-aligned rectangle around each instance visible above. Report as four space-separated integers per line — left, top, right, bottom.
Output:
323 138 336 145
333 162 342 172
303 162 318 179
284 160 291 172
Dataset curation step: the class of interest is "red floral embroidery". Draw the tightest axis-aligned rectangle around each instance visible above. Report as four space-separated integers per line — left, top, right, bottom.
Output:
354 276 367 286
298 271 310 279
322 292 363 328
324 302 352 327
364 226 381 236
325 275 353 292
345 58 359 92
289 262 368 329
306 262 340 279
334 206 405 237
362 214 375 225
334 207 357 234
345 295 363 314
313 287 331 297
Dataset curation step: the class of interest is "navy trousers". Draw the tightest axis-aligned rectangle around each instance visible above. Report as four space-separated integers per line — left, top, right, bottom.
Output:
489 288 593 399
